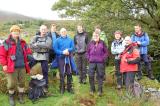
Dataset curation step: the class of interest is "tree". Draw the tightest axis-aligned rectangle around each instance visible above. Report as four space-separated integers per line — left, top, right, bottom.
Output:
52 0 160 58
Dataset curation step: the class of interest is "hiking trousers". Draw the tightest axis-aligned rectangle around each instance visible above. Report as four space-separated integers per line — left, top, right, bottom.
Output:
58 57 73 91
6 68 26 94
75 53 87 82
88 63 105 93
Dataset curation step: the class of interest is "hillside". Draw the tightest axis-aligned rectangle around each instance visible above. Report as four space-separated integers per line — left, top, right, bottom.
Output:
0 10 34 22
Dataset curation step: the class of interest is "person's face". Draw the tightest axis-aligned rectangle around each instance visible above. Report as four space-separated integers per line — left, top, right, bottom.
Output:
61 30 67 37
77 26 83 33
134 26 142 33
51 26 56 32
114 33 121 40
11 30 20 38
93 33 100 42
40 27 47 36
95 28 101 34
124 37 132 46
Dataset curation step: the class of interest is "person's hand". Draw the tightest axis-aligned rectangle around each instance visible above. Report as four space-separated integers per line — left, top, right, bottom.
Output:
63 49 69 55
137 41 141 45
33 43 38 47
65 49 69 55
3 65 7 72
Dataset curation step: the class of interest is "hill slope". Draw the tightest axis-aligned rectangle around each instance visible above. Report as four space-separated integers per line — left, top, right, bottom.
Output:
0 10 34 22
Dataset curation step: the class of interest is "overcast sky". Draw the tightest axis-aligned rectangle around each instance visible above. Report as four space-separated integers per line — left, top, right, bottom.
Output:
0 0 60 20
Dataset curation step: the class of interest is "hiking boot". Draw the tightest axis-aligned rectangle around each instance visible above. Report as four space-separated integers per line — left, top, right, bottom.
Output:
67 88 74 94
60 88 65 94
148 71 155 80
9 94 15 106
90 91 94 96
79 81 83 84
18 92 25 104
82 79 87 84
43 87 49 93
60 86 65 94
98 92 102 97
137 75 142 80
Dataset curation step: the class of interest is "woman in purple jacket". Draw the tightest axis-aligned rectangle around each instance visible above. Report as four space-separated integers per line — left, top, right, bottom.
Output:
86 31 108 96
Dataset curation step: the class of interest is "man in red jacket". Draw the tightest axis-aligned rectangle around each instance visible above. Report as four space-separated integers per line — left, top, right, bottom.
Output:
0 25 32 106
120 36 140 95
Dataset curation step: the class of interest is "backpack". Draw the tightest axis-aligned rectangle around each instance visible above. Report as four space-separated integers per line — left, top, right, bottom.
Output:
28 79 46 101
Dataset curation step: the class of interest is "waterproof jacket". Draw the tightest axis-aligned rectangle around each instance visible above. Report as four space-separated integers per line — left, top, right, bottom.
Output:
54 35 74 56
0 34 32 73
131 32 149 54
120 43 140 73
74 31 88 54
111 38 125 60
30 34 52 61
54 35 77 73
86 40 108 63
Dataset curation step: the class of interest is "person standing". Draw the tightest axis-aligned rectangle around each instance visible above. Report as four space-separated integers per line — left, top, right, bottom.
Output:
111 30 125 89
131 24 154 80
30 25 52 90
0 25 32 106
48 23 59 64
74 25 88 84
86 31 108 96
54 28 75 94
120 36 140 95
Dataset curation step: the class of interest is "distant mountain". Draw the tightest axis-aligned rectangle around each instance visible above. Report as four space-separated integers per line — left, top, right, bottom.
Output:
0 10 34 22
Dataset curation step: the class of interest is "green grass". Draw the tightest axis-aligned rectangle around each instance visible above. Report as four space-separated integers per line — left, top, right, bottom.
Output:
0 66 159 106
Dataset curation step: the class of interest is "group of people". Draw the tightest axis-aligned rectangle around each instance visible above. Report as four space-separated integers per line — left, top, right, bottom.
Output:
0 23 154 106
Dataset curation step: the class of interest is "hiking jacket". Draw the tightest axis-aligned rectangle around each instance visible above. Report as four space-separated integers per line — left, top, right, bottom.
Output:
86 40 108 63
30 34 52 60
131 32 149 54
120 43 140 73
74 31 88 54
0 34 32 73
111 38 125 60
54 35 75 56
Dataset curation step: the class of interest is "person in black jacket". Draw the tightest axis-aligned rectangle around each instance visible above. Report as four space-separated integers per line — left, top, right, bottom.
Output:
74 25 88 84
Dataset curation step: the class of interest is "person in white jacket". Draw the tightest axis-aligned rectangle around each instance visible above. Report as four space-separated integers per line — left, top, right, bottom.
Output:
111 30 125 89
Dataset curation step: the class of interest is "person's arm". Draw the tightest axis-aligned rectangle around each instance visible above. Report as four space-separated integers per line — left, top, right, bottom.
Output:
23 43 33 61
86 42 90 60
30 36 39 49
111 42 119 55
127 48 140 64
74 35 77 45
0 42 8 72
54 39 63 55
0 43 7 66
103 42 109 59
131 34 137 43
68 39 75 53
85 35 89 45
36 37 52 49
139 33 149 46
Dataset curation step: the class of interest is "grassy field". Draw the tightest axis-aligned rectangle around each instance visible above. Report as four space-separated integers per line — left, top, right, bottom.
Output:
0 66 159 106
